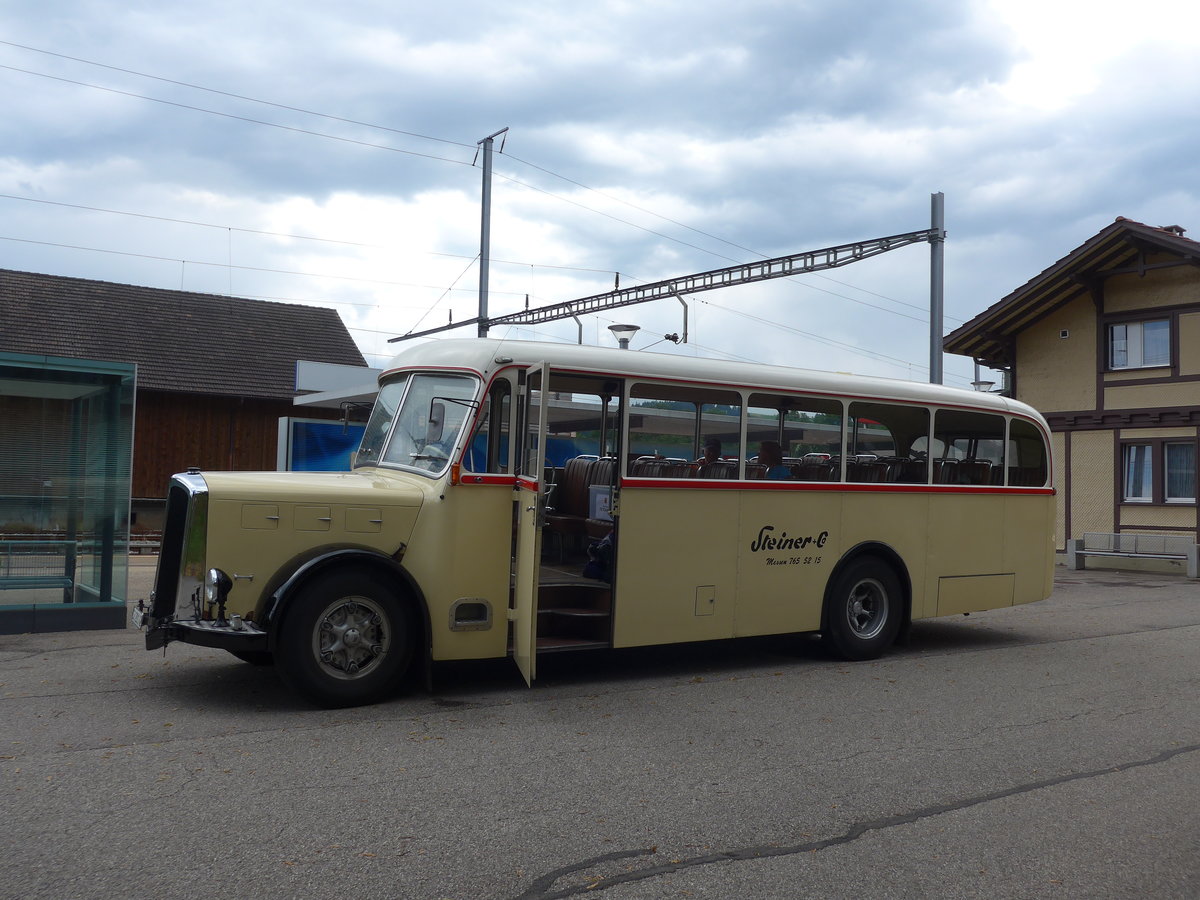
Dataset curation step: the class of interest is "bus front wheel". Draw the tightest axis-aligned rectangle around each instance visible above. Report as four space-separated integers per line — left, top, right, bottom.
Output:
275 570 414 708
824 557 902 661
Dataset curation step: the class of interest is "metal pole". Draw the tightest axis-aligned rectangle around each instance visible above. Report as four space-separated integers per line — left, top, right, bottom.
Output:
929 191 945 384
477 127 508 338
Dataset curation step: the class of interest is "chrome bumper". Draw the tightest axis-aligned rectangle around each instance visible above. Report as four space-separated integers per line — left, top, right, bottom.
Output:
134 601 268 653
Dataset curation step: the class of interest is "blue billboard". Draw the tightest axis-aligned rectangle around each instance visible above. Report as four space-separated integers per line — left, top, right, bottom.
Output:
279 418 367 472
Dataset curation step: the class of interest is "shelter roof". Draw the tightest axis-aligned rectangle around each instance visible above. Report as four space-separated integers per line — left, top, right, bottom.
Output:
0 268 366 400
943 218 1200 366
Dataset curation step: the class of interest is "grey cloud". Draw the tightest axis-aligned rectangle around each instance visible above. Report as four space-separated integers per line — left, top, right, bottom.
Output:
2 0 1198 386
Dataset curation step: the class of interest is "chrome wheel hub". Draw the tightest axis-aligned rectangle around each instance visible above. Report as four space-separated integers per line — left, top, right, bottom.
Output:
313 596 389 680
846 578 888 640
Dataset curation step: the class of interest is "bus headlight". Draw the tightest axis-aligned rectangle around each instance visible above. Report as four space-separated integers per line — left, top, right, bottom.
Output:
205 567 232 606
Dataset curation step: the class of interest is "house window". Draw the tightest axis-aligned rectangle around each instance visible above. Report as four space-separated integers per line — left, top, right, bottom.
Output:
1165 442 1196 502
1121 439 1197 504
1108 319 1170 369
1123 444 1152 502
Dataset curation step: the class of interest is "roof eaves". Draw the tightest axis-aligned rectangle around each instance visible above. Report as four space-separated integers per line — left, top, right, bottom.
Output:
944 218 1200 359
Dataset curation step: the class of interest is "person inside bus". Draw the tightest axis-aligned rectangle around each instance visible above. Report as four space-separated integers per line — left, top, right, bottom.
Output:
759 440 791 480
695 438 722 464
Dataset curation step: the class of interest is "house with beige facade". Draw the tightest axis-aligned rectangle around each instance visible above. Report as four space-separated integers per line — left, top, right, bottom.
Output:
944 218 1200 558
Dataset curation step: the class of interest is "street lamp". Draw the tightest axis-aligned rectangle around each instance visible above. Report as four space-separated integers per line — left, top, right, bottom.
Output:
972 359 995 392
608 323 640 350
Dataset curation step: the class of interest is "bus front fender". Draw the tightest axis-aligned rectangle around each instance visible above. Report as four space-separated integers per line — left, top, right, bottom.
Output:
262 548 430 663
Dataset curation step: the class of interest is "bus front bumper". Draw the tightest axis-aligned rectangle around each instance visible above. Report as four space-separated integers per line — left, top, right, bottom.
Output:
134 603 268 653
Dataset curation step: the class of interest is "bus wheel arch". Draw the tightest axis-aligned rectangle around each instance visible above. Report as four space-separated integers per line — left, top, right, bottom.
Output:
268 553 429 708
821 543 910 660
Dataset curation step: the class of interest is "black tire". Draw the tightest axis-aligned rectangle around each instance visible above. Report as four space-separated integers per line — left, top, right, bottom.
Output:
228 649 273 666
275 569 415 708
823 556 902 661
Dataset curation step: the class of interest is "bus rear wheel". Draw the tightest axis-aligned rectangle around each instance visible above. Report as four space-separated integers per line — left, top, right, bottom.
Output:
275 570 414 708
824 557 902 661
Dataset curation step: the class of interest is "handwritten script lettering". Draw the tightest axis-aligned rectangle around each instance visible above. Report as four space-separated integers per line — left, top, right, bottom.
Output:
750 525 829 553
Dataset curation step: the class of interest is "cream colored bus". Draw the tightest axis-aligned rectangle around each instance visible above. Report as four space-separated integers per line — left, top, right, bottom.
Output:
134 338 1055 707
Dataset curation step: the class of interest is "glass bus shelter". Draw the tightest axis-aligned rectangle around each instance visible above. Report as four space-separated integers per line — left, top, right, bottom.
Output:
0 351 134 633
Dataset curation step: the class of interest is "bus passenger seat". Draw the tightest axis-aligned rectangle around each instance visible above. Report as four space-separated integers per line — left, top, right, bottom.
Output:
584 458 617 539
889 459 928 484
706 461 738 479
847 461 887 482
933 458 958 484
544 456 595 558
792 462 834 481
958 461 992 485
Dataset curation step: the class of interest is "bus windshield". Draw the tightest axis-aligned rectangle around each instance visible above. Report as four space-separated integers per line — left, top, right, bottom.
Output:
370 373 479 475
355 375 409 468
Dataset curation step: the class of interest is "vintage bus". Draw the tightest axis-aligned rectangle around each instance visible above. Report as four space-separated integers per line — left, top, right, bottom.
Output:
133 338 1055 707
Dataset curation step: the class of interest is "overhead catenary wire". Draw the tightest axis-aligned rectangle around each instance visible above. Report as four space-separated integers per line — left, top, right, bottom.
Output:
0 43 942 326
698 297 972 386
0 234 524 298
405 254 481 336
0 42 966 377
0 39 475 150
3 189 948 373
0 193 623 277
0 63 475 166
501 151 964 325
6 220 947 379
489 167 939 324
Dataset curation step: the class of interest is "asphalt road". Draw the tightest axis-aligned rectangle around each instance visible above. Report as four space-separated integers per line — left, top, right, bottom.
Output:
1 565 1197 900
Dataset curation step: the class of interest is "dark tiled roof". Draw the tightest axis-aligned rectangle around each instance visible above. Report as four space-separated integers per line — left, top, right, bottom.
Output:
944 218 1200 365
0 269 366 399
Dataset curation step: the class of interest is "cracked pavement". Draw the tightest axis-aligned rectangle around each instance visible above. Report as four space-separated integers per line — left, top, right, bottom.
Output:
1 565 1198 899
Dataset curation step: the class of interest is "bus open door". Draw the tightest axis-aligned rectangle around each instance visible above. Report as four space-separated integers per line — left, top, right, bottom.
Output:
511 364 547 685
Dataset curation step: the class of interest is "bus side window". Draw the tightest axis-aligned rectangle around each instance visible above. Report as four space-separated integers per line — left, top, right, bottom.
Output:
463 379 511 473
628 383 740 478
1008 419 1049 487
848 402 929 483
748 392 842 482
932 409 1006 485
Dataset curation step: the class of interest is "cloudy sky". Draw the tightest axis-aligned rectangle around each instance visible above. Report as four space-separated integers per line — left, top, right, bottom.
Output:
3 0 1199 390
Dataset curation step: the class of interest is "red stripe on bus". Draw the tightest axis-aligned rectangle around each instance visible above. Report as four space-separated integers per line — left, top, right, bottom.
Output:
458 474 517 486
619 477 1054 495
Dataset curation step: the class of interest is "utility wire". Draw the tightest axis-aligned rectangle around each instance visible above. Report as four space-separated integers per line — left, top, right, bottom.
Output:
685 341 761 364
699 297 969 384
1 43 961 339
492 167 940 324
405 254 479 335
235 290 424 312
0 192 621 276
0 234 526 297
503 150 960 323
1 43 941 324
0 63 474 166
0 39 474 150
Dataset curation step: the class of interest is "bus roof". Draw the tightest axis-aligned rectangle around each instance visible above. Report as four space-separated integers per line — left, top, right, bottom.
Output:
382 338 1044 422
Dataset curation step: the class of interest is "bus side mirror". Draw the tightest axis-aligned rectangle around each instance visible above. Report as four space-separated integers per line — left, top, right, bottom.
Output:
426 401 446 444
